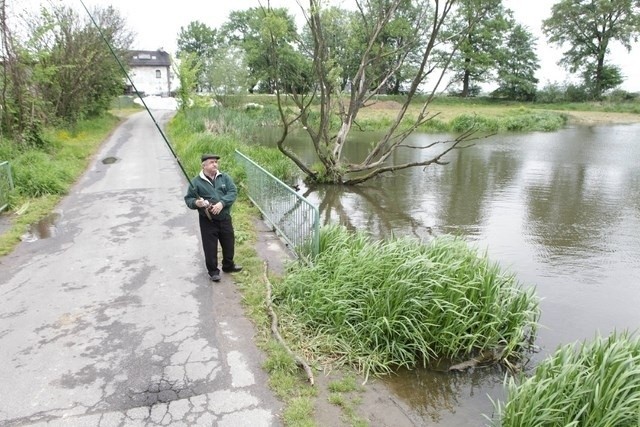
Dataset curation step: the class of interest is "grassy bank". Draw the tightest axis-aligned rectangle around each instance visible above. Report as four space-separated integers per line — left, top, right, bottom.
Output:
223 94 640 133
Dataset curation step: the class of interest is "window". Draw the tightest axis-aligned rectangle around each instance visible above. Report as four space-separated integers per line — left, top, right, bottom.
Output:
156 70 161 79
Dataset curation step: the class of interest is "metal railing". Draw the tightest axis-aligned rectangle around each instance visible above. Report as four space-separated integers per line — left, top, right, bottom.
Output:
235 150 319 258
0 161 14 213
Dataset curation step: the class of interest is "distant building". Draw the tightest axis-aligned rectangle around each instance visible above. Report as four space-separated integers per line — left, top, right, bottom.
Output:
125 49 173 96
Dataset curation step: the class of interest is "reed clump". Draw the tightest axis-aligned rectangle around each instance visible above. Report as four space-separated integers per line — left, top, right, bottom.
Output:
493 331 640 427
273 225 539 379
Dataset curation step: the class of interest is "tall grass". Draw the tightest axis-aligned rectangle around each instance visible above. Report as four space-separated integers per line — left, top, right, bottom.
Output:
492 331 640 427
273 225 539 379
1 114 120 201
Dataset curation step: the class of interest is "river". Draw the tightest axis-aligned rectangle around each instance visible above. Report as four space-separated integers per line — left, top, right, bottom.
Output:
268 123 640 425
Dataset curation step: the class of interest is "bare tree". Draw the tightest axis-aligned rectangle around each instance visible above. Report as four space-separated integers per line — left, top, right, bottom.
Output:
269 0 487 185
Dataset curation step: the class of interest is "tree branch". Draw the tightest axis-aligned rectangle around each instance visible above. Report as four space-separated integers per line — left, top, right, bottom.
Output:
262 261 314 385
344 127 491 185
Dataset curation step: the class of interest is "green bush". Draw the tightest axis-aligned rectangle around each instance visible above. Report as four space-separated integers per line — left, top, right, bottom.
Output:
503 111 566 132
535 82 567 104
450 114 500 132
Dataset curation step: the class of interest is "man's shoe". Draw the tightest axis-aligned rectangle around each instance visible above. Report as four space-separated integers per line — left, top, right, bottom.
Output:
222 265 243 273
209 272 221 282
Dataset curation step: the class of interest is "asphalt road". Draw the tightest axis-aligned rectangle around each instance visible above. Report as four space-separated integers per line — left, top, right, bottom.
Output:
0 109 283 426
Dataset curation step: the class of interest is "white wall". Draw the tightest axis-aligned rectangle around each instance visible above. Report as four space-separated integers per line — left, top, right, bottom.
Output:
128 66 172 96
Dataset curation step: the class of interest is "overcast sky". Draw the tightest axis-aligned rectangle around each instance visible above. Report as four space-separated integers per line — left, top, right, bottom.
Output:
14 0 640 91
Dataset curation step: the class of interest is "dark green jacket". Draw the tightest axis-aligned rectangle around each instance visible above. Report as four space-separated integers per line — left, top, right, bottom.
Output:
184 171 237 219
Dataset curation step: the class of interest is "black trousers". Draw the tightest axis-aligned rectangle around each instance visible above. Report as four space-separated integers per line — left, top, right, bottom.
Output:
198 215 235 275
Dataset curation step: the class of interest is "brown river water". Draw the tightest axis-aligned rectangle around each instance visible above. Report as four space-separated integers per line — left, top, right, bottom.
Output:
269 123 640 425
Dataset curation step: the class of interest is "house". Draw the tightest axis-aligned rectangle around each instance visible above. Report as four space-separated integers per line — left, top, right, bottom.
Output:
125 49 173 97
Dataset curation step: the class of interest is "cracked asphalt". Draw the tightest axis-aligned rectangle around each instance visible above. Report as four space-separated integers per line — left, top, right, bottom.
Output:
0 109 284 426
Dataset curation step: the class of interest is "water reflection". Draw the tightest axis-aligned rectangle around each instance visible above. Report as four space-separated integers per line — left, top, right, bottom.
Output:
21 211 62 242
386 365 506 425
264 123 640 425
301 183 433 239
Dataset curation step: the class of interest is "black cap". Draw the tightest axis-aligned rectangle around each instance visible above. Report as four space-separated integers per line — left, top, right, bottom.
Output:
201 154 221 162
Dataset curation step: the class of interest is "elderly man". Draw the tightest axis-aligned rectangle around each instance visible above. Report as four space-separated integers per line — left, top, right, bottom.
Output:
184 154 242 282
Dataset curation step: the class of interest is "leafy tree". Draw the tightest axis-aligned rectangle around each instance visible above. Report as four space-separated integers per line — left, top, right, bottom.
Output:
26 4 132 125
446 0 511 97
220 7 305 93
582 63 623 96
355 0 428 94
176 21 218 91
300 6 358 91
542 0 640 99
269 0 488 185
205 46 249 102
174 51 201 111
302 2 429 95
492 23 539 100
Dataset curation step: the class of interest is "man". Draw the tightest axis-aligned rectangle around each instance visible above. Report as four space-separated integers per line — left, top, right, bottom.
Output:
184 154 242 282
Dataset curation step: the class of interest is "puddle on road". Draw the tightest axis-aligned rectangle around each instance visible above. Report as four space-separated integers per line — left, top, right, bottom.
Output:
21 211 62 242
102 156 118 164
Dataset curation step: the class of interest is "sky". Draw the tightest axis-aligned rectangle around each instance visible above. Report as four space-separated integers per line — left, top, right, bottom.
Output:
12 0 640 92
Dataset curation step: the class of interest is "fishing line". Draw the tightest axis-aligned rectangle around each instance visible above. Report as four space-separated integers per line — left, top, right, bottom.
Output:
79 0 195 190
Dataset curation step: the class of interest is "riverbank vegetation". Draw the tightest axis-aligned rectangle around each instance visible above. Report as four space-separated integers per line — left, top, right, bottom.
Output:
186 95 640 137
492 332 640 427
273 225 539 380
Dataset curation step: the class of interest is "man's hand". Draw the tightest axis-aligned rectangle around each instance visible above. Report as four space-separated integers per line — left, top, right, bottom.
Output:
208 202 223 215
195 198 210 208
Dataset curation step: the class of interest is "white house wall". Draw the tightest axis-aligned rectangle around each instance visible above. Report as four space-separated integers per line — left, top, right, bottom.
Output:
128 66 172 96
